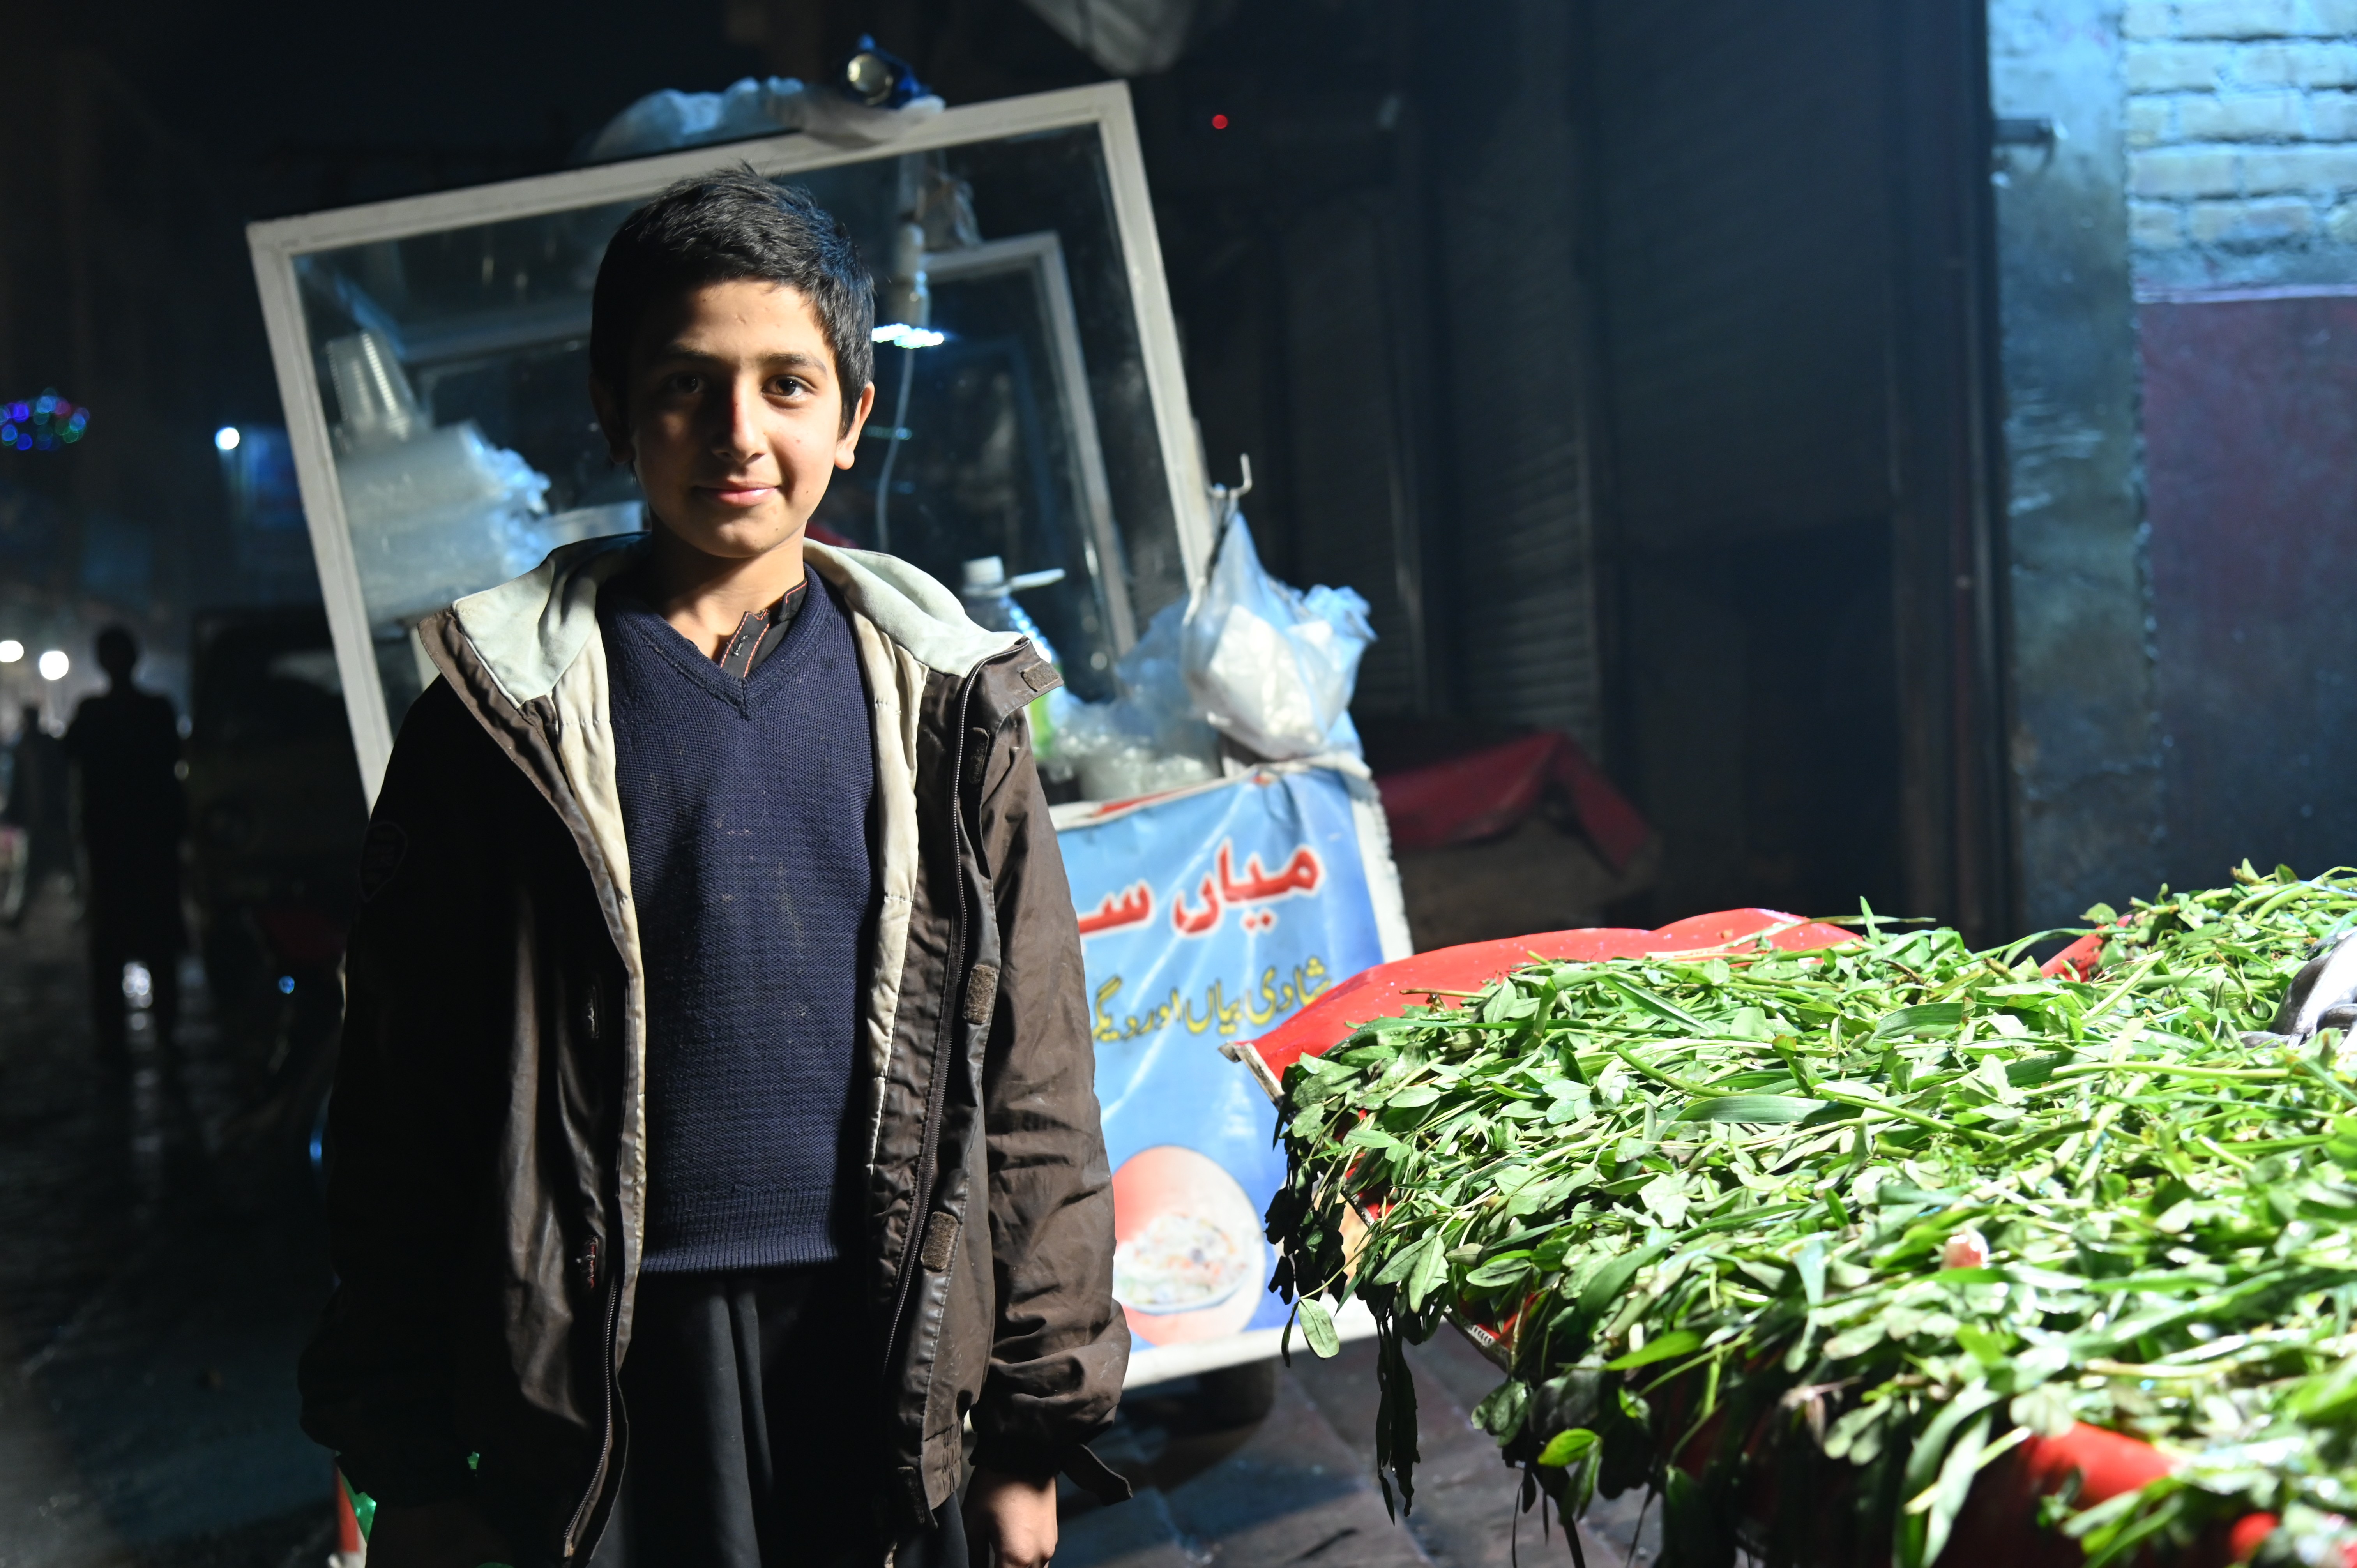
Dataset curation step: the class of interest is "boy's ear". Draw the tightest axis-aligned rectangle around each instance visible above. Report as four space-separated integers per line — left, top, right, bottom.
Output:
835 381 878 471
589 378 633 466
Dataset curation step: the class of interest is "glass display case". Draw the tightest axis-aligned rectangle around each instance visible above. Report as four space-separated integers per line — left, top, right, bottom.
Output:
247 84 1212 800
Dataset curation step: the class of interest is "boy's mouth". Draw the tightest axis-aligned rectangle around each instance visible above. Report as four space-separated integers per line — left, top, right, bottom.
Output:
699 482 779 508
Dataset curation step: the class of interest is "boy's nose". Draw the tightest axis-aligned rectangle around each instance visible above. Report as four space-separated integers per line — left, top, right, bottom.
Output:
713 384 766 459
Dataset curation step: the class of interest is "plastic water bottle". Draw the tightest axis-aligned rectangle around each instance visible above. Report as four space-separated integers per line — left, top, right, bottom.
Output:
960 556 1069 757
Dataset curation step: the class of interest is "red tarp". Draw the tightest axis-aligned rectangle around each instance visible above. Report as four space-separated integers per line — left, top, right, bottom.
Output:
1249 906 1853 1078
1374 730 1652 871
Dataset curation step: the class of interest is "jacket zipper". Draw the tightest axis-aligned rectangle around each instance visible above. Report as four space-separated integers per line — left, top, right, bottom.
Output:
560 1257 623 1559
562 975 624 1559
883 670 979 1372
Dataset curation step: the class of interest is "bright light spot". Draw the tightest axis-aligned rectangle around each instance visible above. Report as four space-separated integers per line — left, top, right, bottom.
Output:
0 641 19 663
1212 113 1229 130
37 650 67 681
278 975 297 995
214 426 241 452
872 324 947 350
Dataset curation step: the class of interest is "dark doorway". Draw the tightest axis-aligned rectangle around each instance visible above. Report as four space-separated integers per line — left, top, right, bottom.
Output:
1586 0 2006 936
1621 518 1904 922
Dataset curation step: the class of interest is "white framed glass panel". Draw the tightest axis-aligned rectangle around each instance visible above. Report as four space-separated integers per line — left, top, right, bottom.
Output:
247 84 1211 801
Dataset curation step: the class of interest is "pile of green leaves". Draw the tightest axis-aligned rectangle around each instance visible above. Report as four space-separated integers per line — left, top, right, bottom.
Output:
1267 867 2357 1568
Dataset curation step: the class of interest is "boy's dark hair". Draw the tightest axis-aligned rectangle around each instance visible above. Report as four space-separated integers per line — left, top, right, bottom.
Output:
590 168 874 430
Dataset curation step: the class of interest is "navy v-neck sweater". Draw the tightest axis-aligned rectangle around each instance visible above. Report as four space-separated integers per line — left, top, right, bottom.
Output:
601 570 877 1273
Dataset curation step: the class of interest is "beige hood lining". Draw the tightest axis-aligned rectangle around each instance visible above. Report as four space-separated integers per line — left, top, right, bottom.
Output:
448 534 1022 708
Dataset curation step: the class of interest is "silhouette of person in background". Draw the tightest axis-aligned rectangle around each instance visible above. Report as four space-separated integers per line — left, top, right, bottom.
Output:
4 703 73 925
65 627 187 1067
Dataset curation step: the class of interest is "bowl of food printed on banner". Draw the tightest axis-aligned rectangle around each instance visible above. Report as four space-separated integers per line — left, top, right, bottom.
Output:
1110 1145 1268 1344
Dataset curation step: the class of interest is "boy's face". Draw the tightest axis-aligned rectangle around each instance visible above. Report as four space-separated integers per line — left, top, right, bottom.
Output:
595 279 875 562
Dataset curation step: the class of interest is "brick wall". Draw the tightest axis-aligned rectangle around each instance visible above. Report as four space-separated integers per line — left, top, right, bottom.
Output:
2126 0 2357 285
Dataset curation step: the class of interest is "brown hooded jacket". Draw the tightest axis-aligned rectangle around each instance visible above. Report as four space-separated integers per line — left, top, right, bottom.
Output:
298 538 1130 1562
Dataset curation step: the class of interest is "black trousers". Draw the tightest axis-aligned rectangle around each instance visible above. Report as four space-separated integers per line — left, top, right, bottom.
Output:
590 1263 966 1568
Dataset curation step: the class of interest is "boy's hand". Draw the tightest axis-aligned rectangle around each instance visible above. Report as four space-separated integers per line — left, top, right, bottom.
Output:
366 1499 512 1568
965 1466 1058 1567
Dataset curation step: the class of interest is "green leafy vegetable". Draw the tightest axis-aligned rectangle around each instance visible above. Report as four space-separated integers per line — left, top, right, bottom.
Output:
1264 866 2357 1566
1296 1296 1341 1359
1535 1427 1601 1467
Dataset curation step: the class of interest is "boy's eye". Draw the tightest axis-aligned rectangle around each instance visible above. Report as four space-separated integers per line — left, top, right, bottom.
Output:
769 375 810 398
661 372 702 396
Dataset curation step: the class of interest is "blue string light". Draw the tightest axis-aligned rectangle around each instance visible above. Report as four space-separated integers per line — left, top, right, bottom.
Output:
2 388 90 452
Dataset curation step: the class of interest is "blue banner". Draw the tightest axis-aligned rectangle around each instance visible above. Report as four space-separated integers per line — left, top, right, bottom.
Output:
1057 768 1388 1349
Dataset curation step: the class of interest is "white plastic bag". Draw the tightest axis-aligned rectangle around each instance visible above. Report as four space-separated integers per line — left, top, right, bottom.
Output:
1048 601 1220 800
336 421 555 623
1181 514 1373 762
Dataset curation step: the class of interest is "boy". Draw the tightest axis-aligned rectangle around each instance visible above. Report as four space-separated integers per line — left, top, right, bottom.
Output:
300 171 1129 1568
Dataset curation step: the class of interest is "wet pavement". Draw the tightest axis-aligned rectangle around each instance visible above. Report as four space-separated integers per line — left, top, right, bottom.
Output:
1060 1334 1654 1568
0 881 335 1567
0 876 1653 1568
